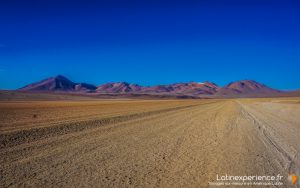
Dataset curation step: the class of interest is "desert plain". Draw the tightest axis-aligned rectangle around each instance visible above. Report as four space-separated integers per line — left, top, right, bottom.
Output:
0 97 300 187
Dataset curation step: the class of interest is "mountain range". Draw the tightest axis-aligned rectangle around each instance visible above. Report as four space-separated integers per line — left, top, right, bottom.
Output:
16 75 290 98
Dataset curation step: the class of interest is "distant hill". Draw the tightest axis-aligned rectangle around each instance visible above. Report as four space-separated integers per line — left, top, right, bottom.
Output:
96 82 143 93
17 75 295 98
142 82 219 95
19 75 97 92
216 80 281 97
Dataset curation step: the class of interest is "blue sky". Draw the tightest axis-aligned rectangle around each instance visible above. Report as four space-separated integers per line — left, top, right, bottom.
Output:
0 0 300 90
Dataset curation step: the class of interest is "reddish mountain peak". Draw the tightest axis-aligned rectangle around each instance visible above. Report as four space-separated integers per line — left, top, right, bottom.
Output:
186 82 203 86
172 81 217 87
203 81 218 87
225 80 266 90
19 75 76 91
217 80 281 96
96 82 143 93
143 81 219 95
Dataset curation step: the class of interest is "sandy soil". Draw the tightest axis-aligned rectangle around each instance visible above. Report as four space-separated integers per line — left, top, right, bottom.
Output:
0 100 205 132
0 98 299 187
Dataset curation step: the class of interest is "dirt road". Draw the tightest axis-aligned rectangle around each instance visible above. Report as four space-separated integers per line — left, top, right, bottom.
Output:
1 99 299 187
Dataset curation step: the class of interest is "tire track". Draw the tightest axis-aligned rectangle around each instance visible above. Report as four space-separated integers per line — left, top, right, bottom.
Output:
238 101 300 187
1 99 298 187
0 103 209 149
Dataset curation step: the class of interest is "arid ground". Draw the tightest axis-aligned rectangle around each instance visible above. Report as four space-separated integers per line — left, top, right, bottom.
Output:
1 98 299 187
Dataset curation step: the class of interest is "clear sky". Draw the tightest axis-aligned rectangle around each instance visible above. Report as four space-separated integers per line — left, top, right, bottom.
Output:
0 0 299 90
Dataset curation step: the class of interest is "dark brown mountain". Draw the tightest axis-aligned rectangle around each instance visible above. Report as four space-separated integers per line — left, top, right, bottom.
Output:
19 75 97 92
216 80 281 97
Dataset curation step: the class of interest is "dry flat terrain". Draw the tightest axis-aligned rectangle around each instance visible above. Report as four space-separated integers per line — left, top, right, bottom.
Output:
1 98 300 187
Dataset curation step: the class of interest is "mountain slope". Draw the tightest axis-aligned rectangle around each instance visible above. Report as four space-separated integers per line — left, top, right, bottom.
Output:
75 83 97 92
19 75 76 91
142 82 219 95
96 82 143 93
19 75 97 92
216 80 281 97
17 75 288 98
170 82 219 95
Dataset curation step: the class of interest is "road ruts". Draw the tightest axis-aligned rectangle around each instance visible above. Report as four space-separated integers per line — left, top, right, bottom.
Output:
1 99 299 187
